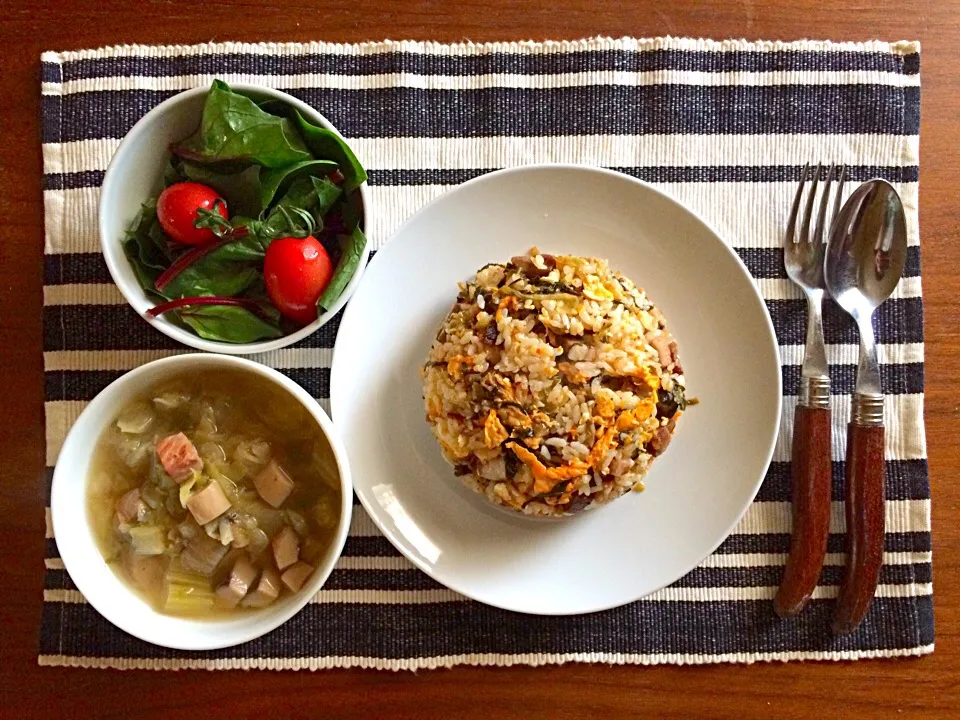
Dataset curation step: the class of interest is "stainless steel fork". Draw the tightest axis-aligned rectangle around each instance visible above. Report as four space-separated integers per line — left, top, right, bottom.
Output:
774 163 846 619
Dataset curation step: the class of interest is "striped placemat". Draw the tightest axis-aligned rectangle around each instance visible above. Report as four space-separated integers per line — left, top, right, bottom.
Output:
39 37 931 670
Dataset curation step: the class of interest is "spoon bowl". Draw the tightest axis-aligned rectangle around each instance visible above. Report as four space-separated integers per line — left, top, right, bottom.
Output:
825 179 907 317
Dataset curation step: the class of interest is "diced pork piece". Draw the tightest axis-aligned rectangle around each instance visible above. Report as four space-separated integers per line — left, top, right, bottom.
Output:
241 568 281 608
668 343 682 374
271 526 300 571
280 561 314 593
186 482 232 526
115 487 146 524
155 432 203 482
647 333 673 370
214 555 258 609
180 533 229 577
478 456 506 481
510 253 556 277
648 426 673 457
254 460 295 508
647 332 682 373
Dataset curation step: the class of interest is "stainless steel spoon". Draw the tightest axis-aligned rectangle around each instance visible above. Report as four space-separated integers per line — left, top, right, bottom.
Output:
824 179 907 634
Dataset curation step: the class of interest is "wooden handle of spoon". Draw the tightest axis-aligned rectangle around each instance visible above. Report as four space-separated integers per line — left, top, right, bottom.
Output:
774 405 832 618
832 422 885 635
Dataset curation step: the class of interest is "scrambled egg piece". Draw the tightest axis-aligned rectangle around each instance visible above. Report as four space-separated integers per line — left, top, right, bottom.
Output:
483 410 509 449
446 355 472 379
587 427 619 470
629 365 661 393
635 395 658 422
594 393 616 422
614 395 657 431
615 409 640 431
583 275 615 302
507 442 589 494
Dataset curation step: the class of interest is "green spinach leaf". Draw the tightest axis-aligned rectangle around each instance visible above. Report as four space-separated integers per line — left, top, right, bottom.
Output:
210 219 273 259
260 159 338 210
171 80 312 169
311 175 342 219
256 99 287 116
161 249 261 299
260 176 323 238
164 157 188 186
271 175 320 215
291 110 367 191
332 190 360 231
241 278 284 324
123 199 174 295
124 239 164 294
319 224 367 311
180 162 264 218
125 199 172 270
178 304 283 343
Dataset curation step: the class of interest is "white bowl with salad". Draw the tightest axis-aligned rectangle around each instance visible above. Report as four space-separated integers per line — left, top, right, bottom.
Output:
99 81 370 353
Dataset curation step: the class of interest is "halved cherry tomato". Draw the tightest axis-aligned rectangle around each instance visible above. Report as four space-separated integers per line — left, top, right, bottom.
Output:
264 236 334 326
157 182 227 246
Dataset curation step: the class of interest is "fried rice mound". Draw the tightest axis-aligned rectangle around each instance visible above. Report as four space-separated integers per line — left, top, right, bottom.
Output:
421 248 687 516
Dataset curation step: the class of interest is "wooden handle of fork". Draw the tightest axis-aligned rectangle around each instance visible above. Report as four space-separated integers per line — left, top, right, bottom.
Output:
832 422 885 635
774 405 832 618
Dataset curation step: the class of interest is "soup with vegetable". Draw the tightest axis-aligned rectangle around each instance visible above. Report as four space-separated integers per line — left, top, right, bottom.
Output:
87 370 340 616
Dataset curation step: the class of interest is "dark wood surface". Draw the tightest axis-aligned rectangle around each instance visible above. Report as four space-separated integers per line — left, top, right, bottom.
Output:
2 1 959 717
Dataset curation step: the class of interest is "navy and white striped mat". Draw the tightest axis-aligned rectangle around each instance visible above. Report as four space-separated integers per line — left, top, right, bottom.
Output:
39 37 931 670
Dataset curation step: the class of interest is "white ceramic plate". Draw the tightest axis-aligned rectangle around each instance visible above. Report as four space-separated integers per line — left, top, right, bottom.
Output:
330 165 781 615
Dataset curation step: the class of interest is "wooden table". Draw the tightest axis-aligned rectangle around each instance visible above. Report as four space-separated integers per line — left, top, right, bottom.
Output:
2 1 958 717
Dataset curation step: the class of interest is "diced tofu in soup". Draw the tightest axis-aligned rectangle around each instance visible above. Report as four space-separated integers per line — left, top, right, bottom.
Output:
185 481 231 525
280 562 313 592
272 525 300 571
281 561 314 593
242 568 281 608
86 370 341 617
254 460 295 508
216 555 259 609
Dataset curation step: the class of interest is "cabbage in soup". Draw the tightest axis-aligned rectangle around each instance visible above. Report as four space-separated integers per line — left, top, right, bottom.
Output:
87 370 341 616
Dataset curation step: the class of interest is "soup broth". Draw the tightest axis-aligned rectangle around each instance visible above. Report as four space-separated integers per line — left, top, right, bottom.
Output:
87 369 341 616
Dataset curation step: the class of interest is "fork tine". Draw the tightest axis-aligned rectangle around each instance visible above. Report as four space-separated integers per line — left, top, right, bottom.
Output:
831 164 847 228
799 163 821 244
785 163 810 246
813 163 835 245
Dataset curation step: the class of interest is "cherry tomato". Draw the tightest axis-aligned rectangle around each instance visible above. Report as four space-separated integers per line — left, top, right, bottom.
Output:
264 236 334 326
156 182 227 246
